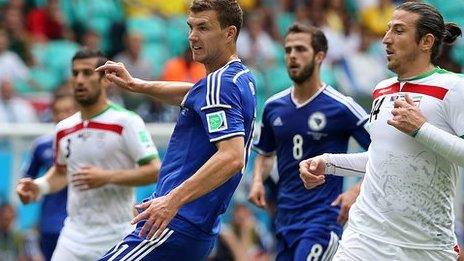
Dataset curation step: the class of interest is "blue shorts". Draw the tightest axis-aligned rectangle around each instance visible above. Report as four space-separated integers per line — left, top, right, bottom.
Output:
276 231 340 261
40 232 60 261
98 222 216 261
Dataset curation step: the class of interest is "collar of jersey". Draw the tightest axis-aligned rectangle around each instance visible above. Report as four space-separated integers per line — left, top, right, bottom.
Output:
290 83 327 109
82 103 111 120
398 67 439 82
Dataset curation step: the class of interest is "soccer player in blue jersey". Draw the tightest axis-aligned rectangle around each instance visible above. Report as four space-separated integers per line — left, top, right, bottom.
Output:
96 0 256 259
248 23 371 261
21 93 77 261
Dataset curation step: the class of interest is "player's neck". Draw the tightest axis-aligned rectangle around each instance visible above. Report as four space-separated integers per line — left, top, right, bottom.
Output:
80 99 110 120
293 75 322 104
397 57 435 81
205 52 238 74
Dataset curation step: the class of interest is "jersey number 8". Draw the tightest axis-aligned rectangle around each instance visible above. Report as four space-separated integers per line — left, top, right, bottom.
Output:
293 134 303 160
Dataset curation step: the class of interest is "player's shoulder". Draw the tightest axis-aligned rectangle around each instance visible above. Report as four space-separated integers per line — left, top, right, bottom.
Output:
432 68 464 90
322 84 367 117
31 134 53 150
56 112 81 131
209 59 254 87
374 76 398 90
264 87 292 107
322 84 359 105
200 59 254 110
105 103 145 125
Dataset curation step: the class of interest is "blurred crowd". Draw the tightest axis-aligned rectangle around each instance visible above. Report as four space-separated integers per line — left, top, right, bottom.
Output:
1 0 464 260
0 0 462 125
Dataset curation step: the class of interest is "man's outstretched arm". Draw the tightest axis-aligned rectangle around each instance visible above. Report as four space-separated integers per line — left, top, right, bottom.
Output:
96 61 194 106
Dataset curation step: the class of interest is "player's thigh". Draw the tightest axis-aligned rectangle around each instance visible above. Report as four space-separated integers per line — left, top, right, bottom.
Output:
40 232 60 261
51 240 82 261
276 236 292 261
401 247 458 261
333 227 397 261
294 231 340 261
99 227 215 261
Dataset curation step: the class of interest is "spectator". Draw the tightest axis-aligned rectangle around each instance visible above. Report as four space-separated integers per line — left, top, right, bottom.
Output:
237 13 277 68
0 28 29 82
114 31 154 109
209 203 272 261
335 26 389 95
360 0 394 37
0 79 38 123
114 31 153 79
80 29 101 51
161 47 205 82
26 0 67 42
0 202 27 261
2 4 34 65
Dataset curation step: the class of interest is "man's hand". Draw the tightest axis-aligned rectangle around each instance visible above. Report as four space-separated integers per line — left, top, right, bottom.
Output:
248 181 267 208
16 178 40 204
331 183 361 224
95 61 142 93
71 166 111 191
299 155 326 189
131 194 181 240
387 94 426 135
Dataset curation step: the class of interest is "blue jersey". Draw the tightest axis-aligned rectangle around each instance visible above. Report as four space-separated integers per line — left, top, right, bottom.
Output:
253 85 370 246
153 59 256 239
23 134 67 234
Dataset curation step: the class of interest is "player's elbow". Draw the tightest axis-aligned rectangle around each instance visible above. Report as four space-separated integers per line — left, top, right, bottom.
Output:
229 157 245 173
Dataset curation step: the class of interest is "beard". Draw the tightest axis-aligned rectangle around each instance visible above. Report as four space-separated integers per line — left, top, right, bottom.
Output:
288 58 315 84
74 87 101 107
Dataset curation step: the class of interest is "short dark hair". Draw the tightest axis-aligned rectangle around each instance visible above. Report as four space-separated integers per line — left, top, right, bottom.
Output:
71 49 108 76
189 0 243 41
285 23 328 54
397 2 462 65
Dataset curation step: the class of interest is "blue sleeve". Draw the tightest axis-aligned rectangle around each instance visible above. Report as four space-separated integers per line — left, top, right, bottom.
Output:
23 142 42 178
253 104 275 155
343 98 371 150
200 76 245 142
350 118 371 150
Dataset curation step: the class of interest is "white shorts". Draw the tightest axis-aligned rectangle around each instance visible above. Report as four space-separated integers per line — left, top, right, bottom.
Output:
51 221 133 261
333 226 458 261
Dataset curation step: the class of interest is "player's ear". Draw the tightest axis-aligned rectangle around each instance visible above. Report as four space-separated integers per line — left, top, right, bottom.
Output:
420 33 435 53
226 25 237 43
315 51 325 65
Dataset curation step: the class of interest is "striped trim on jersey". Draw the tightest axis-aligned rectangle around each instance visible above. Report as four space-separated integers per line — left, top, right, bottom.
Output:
201 59 242 111
321 231 340 261
54 121 124 166
232 69 250 83
323 86 367 125
105 228 174 261
264 88 291 106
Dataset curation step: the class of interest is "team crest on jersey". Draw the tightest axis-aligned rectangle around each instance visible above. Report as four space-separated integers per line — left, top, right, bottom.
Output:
78 131 91 140
206 110 228 133
308 112 326 131
391 94 422 106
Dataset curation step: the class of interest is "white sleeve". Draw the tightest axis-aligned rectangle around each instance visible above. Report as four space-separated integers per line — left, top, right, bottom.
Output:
415 122 464 167
54 124 67 167
122 115 159 165
444 80 464 136
323 152 368 177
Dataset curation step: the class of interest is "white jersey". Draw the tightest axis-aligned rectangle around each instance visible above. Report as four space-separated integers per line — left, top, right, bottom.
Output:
349 68 464 249
54 103 158 246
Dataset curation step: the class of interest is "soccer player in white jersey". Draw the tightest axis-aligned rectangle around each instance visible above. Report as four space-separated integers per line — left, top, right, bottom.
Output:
16 49 160 261
299 2 463 260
